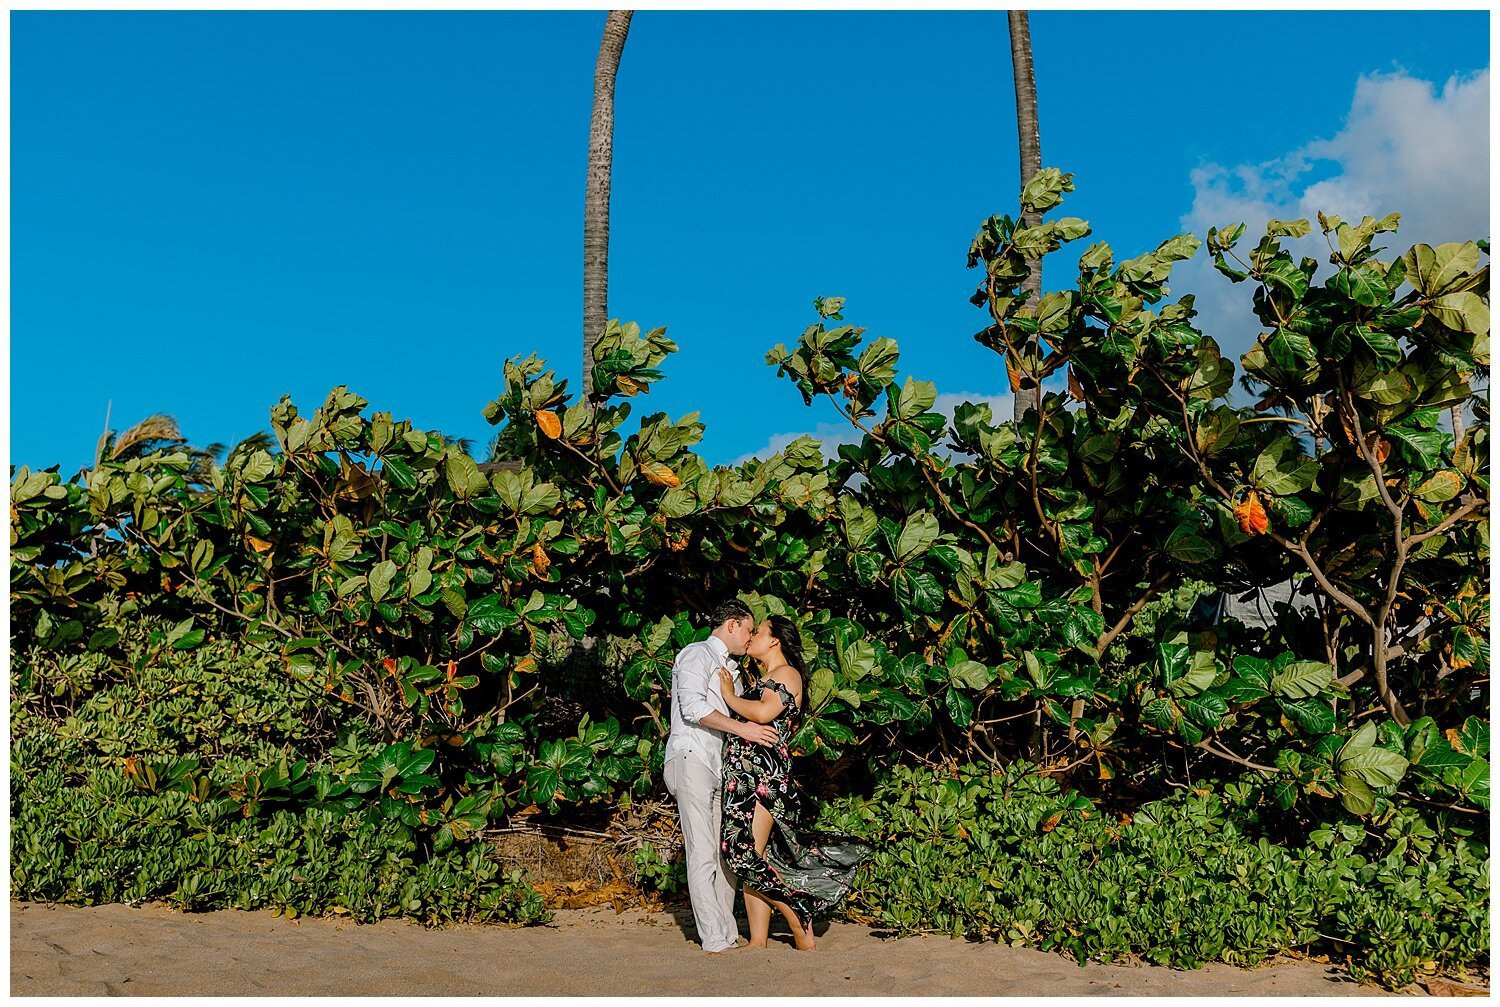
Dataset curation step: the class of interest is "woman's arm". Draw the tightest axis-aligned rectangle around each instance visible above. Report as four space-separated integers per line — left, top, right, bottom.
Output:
716 667 786 724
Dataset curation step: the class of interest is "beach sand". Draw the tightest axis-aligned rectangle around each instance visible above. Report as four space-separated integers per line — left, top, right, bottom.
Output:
9 899 1398 997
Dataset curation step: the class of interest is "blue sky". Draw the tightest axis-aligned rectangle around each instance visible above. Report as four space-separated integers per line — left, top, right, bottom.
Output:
10 10 1491 473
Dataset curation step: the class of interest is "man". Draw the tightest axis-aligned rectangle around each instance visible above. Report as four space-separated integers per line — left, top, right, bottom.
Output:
663 599 778 952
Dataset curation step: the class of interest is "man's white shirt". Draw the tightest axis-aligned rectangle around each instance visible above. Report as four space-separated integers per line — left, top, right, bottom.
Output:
665 635 742 779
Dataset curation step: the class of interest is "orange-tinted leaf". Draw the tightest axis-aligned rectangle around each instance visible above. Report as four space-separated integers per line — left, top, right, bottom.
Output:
534 410 562 439
1005 348 1022 393
247 535 274 553
842 373 860 399
1068 367 1086 402
382 657 398 676
1234 492 1269 535
1040 811 1064 832
531 543 550 576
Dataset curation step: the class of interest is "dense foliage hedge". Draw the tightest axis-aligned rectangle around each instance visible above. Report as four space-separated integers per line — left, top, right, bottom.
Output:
820 763 1488 987
11 612 548 925
10 173 1488 982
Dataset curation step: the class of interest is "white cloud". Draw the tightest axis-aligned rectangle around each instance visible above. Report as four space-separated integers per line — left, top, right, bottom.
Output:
933 389 1015 423
1174 70 1490 368
732 420 860 466
733 388 1020 465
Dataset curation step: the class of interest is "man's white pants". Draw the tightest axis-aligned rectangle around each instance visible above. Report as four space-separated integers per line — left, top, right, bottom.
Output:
663 751 739 951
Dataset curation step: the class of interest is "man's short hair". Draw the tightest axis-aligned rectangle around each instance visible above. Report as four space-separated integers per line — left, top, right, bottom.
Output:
709 599 752 628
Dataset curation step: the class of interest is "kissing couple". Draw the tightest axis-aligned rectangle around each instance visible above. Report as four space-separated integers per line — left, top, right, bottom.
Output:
662 600 871 952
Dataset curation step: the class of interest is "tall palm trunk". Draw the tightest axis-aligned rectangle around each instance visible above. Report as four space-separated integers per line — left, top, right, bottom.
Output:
1008 10 1042 423
583 10 634 402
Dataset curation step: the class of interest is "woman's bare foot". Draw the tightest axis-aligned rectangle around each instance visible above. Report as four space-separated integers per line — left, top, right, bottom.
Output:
792 922 817 951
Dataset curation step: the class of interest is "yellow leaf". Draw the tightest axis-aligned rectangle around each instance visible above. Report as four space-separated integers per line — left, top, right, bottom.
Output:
531 543 551 576
534 410 562 439
247 536 274 553
640 461 680 487
1415 469 1463 503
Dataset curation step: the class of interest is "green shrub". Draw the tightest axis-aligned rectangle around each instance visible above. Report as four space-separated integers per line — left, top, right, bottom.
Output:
10 756 548 926
820 763 1488 988
630 841 686 893
12 610 330 774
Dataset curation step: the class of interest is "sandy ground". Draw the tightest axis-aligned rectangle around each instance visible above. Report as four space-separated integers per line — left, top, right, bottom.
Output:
11 899 1395 997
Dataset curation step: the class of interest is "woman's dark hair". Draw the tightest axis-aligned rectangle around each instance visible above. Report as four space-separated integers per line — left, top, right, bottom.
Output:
766 614 809 690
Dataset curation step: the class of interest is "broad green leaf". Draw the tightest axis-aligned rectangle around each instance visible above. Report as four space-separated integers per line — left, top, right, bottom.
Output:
240 450 276 483
896 511 940 561
445 451 487 499
1338 742 1408 789
1454 716 1489 758
1280 697 1335 735
1269 660 1332 699
170 628 205 651
857 337 901 388
1353 367 1414 405
1194 407 1241 456
838 497 878 549
1167 649 1218 698
891 376 938 421
1338 776 1375 816
520 483 561 515
381 456 418 490
839 640 877 681
1429 292 1489 335
368 560 398 604
892 569 942 615
1182 691 1228 727
658 487 697 518
1252 437 1318 496
1445 758 1490 807
1404 241 1479 296
808 668 835 711
466 594 519 635
943 687 974 726
1327 264 1388 307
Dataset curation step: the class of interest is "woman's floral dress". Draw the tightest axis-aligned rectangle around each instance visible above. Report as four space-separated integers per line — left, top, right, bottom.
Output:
720 676 871 929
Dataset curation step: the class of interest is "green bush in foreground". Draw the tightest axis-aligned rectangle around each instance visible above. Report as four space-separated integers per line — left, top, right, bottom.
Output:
820 763 1488 988
10 751 548 926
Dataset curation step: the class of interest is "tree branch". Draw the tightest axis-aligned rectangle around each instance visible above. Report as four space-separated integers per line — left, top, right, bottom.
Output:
1095 570 1172 656
1194 738 1277 774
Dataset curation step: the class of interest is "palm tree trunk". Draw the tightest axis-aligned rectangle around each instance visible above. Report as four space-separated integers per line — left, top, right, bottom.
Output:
1008 10 1042 423
583 10 634 403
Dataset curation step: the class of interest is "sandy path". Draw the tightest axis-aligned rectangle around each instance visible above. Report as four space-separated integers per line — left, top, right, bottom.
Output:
11 900 1384 997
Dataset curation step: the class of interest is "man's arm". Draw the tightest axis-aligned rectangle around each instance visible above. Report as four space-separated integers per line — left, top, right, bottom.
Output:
676 646 776 746
699 709 777 747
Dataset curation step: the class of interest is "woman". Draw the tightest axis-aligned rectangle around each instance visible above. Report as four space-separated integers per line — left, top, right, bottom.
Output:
715 615 871 950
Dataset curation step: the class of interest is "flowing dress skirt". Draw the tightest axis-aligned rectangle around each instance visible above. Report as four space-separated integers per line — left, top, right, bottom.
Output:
720 679 871 929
